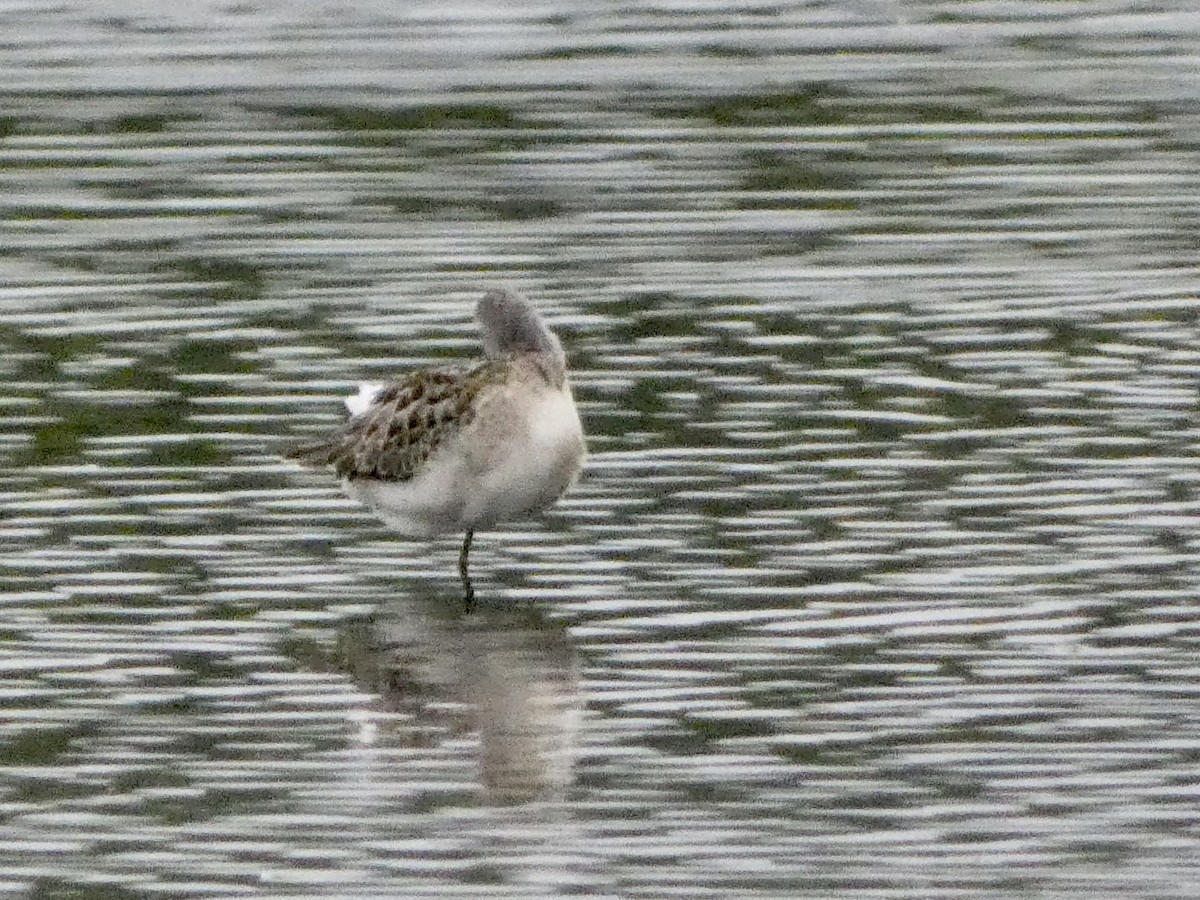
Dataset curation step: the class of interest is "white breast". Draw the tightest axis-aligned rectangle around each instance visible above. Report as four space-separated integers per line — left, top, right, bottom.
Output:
342 380 584 537
464 383 585 528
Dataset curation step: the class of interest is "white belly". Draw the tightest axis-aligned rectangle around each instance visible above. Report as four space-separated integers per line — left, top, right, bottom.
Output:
344 382 584 536
464 385 585 527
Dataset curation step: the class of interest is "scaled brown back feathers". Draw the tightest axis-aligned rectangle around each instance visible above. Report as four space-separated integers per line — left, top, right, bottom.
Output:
287 358 511 481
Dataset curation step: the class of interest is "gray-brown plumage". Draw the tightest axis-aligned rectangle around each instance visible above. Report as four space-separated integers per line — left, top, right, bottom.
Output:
287 358 512 481
285 289 585 612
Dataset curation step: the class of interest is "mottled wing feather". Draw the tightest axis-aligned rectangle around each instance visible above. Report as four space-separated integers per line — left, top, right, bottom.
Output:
288 360 507 481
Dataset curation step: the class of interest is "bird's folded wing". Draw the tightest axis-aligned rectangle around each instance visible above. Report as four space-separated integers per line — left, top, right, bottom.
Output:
286 361 505 480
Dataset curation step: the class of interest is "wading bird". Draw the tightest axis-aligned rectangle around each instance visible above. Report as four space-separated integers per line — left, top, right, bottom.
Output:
288 290 585 610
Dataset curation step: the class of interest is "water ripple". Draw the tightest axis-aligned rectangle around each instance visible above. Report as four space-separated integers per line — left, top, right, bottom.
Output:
1 1 1200 898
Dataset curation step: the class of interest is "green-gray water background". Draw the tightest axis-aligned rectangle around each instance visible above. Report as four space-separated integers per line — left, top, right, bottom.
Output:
2 2 1200 897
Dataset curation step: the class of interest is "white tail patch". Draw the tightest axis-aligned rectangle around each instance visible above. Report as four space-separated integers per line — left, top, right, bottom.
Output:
345 382 386 417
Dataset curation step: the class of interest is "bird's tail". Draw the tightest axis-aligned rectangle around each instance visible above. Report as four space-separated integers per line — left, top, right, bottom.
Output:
284 439 339 468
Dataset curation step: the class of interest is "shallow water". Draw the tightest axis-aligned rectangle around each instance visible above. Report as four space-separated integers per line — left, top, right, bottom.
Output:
2 1 1200 898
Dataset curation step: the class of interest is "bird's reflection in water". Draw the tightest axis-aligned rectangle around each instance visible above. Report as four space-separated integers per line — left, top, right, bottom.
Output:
337 598 581 805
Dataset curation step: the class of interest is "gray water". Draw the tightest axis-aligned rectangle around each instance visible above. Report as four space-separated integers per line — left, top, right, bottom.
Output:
2 1 1200 897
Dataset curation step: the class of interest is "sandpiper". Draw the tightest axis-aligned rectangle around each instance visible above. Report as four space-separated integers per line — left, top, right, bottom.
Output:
287 289 586 609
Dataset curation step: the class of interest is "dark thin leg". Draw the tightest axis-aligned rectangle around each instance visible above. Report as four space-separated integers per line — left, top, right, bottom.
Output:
459 530 475 612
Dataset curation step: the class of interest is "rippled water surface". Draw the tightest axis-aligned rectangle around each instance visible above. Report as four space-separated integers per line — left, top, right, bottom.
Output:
3 2 1200 898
